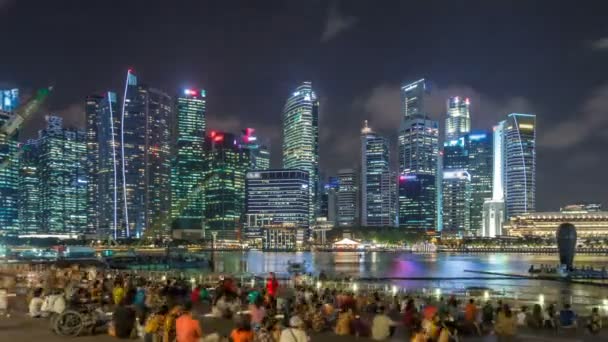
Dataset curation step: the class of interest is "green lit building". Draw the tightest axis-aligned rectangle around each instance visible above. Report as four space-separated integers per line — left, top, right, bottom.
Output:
0 110 20 234
171 89 206 231
37 116 87 234
18 139 40 234
282 82 319 225
239 128 270 170
204 131 250 240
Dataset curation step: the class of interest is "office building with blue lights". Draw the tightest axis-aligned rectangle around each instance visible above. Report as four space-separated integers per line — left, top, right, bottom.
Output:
504 113 536 218
398 173 436 230
0 110 20 234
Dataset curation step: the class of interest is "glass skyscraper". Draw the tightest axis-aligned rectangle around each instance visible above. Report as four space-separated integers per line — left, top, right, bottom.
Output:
204 131 250 240
171 88 206 231
0 110 19 234
239 128 270 170
85 95 103 236
467 131 493 233
445 96 471 141
398 173 436 230
18 139 40 234
337 168 358 227
0 89 19 112
282 82 319 223
398 78 439 230
37 116 87 234
361 120 395 227
504 113 536 218
442 170 471 232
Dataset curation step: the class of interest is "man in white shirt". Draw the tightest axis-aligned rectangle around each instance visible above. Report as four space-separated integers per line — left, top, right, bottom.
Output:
371 306 395 340
280 316 309 342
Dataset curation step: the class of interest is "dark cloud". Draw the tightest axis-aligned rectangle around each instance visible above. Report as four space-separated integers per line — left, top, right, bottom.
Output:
591 37 608 50
320 1 358 42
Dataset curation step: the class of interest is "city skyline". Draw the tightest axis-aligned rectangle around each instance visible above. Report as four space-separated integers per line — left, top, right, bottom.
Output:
1 1 608 210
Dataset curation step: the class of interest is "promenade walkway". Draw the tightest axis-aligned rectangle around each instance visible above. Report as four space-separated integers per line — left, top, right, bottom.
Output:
0 313 605 342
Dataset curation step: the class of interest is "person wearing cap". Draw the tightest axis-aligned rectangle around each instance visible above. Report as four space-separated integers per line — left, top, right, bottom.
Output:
279 316 308 342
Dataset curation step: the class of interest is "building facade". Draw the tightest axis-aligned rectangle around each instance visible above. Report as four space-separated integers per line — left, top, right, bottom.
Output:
37 116 87 234
245 169 309 248
239 128 270 170
445 96 471 141
18 140 40 234
504 113 536 218
0 89 19 112
171 89 206 232
204 131 250 240
0 110 20 234
282 82 319 223
441 170 471 233
482 122 506 237
467 131 493 233
398 173 436 230
361 121 394 227
337 168 358 227
85 95 103 236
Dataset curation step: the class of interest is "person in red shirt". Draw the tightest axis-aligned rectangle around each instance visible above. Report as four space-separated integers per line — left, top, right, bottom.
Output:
176 302 202 342
266 273 279 298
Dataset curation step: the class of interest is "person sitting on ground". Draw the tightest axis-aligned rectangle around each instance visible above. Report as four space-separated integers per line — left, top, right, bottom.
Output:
279 316 308 342
494 304 517 340
253 317 276 342
176 301 201 342
164 304 183 342
516 306 528 326
250 297 266 329
230 316 255 342
437 320 458 342
144 305 168 342
28 287 44 318
409 323 427 342
335 308 354 335
559 303 577 328
310 303 326 333
112 298 137 339
403 298 418 329
421 312 441 341
371 306 395 341
587 307 602 335
113 280 125 306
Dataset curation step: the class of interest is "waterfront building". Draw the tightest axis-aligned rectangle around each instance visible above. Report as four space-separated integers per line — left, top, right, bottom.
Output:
336 169 358 227
482 122 506 237
398 173 436 230
361 121 395 227
0 89 19 112
203 131 250 240
37 116 87 234
322 176 339 226
282 82 319 223
398 79 439 230
245 169 309 249
504 113 536 218
171 88 206 232
239 128 270 170
0 110 20 234
467 131 493 233
505 204 608 238
442 170 471 233
18 140 40 234
445 96 471 141
85 95 103 236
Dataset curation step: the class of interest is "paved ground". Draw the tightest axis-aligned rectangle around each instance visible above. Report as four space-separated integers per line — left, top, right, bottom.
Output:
0 312 605 342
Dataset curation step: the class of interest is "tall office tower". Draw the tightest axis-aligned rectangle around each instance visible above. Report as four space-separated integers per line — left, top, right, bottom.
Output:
442 170 471 232
245 169 310 248
120 70 173 238
398 79 439 229
171 88 206 232
37 116 87 234
0 89 19 112
483 121 506 237
323 176 339 225
398 173 436 230
18 140 40 234
361 120 394 227
504 113 536 218
337 168 358 227
239 128 270 170
204 131 250 240
445 96 471 140
0 110 19 234
467 131 493 233
85 95 103 235
282 82 319 223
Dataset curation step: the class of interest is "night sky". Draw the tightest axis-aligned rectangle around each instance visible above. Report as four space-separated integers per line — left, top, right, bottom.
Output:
1 0 608 211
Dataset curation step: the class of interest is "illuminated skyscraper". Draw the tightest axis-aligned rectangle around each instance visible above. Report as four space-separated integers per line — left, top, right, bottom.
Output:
204 131 250 240
282 82 319 223
337 168 358 227
398 173 436 230
85 95 103 235
442 170 471 232
361 121 395 227
483 121 506 237
0 89 19 112
239 128 270 170
398 78 439 230
37 116 87 234
0 110 19 234
171 89 206 231
467 131 493 233
504 113 536 218
445 96 471 141
18 140 40 234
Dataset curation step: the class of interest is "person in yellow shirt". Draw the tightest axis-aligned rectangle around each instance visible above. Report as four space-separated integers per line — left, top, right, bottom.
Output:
112 281 125 306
